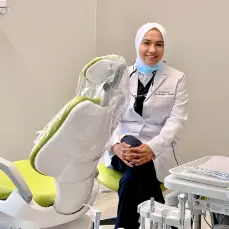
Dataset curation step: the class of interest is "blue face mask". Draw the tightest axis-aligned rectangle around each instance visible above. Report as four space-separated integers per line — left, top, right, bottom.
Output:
136 62 161 74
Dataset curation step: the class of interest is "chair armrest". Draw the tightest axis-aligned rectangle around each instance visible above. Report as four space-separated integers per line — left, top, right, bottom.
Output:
0 157 33 203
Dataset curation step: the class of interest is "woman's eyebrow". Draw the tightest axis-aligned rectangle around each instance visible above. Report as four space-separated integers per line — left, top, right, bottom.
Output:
142 39 164 43
142 39 151 42
156 40 164 44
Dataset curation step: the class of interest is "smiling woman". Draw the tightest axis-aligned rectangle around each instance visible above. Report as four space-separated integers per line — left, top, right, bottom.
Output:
135 23 166 74
103 22 188 229
136 26 166 68
140 29 164 65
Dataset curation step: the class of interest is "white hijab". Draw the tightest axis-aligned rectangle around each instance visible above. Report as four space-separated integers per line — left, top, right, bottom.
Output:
135 23 167 72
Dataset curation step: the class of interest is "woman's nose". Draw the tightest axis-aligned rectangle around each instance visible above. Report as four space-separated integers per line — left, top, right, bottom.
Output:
149 45 156 53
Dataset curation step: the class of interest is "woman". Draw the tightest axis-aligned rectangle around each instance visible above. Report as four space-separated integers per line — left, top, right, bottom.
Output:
104 22 188 229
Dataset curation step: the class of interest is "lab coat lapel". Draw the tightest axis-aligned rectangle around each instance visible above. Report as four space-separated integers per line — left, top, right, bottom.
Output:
145 63 167 100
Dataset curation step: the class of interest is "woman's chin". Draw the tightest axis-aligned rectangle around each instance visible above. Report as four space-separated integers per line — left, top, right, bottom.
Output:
145 60 159 65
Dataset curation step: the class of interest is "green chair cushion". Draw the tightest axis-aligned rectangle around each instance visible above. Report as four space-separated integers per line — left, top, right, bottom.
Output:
97 162 123 192
30 96 100 173
97 162 167 192
0 160 55 207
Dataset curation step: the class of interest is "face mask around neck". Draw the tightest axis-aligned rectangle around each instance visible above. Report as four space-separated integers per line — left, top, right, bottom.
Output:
136 62 162 74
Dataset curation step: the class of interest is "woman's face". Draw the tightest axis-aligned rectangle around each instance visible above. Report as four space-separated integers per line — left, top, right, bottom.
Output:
139 28 164 65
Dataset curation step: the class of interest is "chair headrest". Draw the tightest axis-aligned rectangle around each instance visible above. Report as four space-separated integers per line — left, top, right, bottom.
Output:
83 55 126 85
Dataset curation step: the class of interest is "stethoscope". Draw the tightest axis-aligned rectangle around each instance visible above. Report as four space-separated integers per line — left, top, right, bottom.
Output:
128 68 156 99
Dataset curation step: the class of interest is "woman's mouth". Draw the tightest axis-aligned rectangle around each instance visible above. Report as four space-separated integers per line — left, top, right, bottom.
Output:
146 55 157 61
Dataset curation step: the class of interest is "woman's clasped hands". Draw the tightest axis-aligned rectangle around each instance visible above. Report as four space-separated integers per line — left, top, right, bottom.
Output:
112 142 155 167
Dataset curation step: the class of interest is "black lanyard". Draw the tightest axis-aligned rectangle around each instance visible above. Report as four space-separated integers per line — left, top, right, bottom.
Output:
130 69 157 116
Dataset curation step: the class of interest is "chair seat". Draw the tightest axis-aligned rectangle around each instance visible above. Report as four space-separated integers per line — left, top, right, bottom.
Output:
97 162 167 192
0 160 55 207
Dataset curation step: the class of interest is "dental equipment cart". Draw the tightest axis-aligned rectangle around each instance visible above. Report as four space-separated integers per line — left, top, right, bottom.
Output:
138 156 229 229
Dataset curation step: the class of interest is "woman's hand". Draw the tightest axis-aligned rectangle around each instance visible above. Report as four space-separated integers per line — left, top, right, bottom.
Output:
112 143 133 167
126 144 155 166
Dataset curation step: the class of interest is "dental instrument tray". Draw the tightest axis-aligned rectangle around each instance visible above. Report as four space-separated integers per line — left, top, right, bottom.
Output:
169 156 229 188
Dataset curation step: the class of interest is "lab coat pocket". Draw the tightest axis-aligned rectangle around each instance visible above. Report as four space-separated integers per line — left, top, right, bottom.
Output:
153 96 174 113
145 96 174 123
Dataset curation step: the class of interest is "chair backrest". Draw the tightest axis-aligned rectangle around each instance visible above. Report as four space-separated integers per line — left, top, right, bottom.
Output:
29 55 129 214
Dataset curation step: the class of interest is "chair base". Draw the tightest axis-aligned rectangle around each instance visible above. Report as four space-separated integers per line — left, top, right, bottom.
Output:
46 215 93 229
100 217 117 225
0 179 99 228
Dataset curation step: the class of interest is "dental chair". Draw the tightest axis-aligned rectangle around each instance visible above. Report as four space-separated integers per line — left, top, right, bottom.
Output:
0 54 129 229
137 156 229 229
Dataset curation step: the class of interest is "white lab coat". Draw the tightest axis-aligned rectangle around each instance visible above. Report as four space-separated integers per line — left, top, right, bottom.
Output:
104 62 188 182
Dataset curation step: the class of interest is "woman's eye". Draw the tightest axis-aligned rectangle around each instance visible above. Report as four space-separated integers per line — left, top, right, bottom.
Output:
143 42 150 45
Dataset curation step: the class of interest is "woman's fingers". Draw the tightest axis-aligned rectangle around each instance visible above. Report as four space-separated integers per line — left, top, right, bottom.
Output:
123 159 134 167
120 142 131 148
116 142 154 166
125 152 142 161
129 158 143 164
135 159 149 166
130 153 153 165
122 147 147 161
135 156 152 166
120 149 135 161
119 143 153 165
